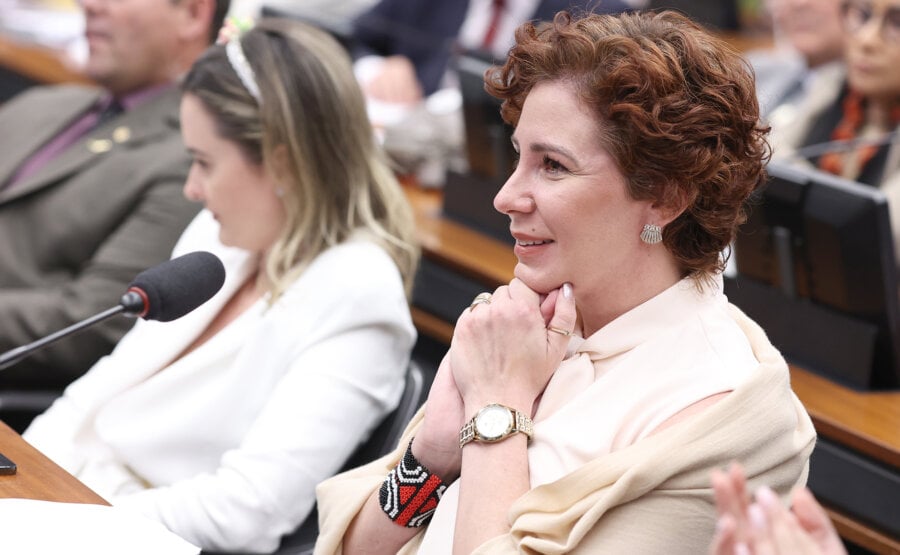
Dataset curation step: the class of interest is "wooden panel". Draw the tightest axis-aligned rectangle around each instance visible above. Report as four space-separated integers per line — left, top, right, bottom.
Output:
827 506 900 554
790 366 900 469
411 306 454 345
407 185 515 288
0 34 92 86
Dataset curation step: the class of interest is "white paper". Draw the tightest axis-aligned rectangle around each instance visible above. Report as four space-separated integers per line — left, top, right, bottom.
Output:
0 498 200 555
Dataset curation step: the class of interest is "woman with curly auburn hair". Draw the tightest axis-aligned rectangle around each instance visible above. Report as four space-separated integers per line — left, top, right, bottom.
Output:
315 10 815 554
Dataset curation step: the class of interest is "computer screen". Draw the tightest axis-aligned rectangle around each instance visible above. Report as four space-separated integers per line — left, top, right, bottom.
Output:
441 51 516 244
729 160 900 389
455 52 515 181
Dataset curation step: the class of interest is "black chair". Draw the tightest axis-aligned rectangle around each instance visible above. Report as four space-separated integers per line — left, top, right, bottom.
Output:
0 390 60 433
202 359 428 555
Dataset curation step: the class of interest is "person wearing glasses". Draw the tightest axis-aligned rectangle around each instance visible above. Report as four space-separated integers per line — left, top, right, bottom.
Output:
745 0 845 122
769 0 900 258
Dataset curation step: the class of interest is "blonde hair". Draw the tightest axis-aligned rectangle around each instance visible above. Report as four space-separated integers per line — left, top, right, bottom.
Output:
182 18 419 300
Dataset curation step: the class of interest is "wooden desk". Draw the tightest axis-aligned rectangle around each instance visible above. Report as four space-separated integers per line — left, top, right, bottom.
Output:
405 184 900 554
717 30 774 54
0 420 107 505
0 34 91 87
789 369 900 554
407 184 513 343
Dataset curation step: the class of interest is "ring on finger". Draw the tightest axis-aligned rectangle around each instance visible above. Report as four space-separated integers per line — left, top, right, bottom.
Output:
548 326 574 337
469 292 493 311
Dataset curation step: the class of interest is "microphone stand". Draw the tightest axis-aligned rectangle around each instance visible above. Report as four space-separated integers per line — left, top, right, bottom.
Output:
792 130 900 160
0 294 146 475
0 294 144 474
0 306 125 371
0 291 143 371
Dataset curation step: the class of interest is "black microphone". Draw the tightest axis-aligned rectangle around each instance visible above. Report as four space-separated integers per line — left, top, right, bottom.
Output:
0 251 226 371
120 250 226 321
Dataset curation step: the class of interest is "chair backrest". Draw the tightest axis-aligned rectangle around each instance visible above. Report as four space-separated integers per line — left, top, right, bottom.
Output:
341 359 425 471
0 390 62 433
260 360 428 555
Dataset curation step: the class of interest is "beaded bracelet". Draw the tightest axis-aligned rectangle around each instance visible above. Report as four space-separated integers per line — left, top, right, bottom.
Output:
379 438 447 527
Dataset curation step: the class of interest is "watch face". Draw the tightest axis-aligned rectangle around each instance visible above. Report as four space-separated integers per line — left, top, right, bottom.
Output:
475 404 513 441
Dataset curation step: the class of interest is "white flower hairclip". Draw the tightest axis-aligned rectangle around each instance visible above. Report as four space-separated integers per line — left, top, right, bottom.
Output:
218 16 261 104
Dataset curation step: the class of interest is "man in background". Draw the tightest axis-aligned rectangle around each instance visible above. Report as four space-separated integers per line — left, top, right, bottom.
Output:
0 0 228 410
348 0 631 188
351 0 632 105
747 0 845 123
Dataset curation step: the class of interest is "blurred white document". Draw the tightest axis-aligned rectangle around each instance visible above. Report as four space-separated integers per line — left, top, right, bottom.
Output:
0 498 199 554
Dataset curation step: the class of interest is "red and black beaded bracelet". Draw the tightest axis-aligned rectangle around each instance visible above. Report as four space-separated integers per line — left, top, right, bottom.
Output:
379 438 447 527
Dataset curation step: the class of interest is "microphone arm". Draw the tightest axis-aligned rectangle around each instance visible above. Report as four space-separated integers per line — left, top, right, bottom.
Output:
0 292 143 371
791 130 900 160
0 251 224 372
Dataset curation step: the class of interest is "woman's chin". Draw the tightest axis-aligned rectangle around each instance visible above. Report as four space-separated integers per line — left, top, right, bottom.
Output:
514 266 562 295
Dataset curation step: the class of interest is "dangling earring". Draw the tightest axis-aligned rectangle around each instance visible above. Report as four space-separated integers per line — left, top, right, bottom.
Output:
640 224 662 244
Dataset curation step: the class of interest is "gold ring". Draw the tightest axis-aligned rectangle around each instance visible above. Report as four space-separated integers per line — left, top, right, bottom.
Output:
469 292 492 311
548 326 573 337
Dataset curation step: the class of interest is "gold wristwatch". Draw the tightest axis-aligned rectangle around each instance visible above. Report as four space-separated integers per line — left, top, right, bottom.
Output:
459 403 533 448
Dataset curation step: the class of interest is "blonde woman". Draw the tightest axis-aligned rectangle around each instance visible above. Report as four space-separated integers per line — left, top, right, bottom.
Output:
24 18 419 553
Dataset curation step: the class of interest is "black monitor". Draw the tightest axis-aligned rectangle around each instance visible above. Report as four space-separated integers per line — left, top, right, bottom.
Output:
727 160 900 390
441 51 516 244
456 52 516 181
646 0 740 30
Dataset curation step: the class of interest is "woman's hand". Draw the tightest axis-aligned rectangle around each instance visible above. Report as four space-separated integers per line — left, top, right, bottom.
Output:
710 463 847 555
363 55 423 105
412 354 464 481
711 463 751 552
449 279 576 415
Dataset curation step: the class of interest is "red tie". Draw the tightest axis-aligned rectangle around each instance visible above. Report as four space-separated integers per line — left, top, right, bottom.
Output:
481 0 506 50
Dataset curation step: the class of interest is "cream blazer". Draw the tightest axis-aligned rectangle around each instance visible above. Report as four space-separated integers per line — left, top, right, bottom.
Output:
24 210 417 553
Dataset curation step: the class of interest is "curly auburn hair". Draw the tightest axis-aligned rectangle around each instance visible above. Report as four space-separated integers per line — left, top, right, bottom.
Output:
485 10 770 279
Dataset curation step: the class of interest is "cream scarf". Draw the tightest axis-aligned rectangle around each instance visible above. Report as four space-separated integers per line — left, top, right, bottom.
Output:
314 304 816 554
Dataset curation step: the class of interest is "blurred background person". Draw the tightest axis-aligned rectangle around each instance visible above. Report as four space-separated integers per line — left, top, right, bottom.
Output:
23 18 419 553
351 0 628 105
746 0 846 124
768 0 900 259
315 11 814 554
348 0 632 187
0 0 228 419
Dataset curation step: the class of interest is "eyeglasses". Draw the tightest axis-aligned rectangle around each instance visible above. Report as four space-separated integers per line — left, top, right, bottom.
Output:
841 1 900 43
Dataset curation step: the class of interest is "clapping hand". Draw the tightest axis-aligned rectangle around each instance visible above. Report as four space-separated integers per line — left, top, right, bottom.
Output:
710 463 847 555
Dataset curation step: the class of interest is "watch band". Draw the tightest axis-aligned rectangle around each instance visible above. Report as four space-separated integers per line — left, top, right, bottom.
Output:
459 403 534 448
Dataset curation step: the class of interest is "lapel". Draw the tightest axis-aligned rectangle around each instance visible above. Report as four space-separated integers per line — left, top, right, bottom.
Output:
0 86 100 188
0 86 182 205
117 242 257 388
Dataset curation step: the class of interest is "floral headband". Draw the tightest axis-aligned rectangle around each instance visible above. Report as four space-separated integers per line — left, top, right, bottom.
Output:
218 16 261 104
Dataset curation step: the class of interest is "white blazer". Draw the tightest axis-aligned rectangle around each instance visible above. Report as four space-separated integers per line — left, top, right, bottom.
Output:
24 210 416 553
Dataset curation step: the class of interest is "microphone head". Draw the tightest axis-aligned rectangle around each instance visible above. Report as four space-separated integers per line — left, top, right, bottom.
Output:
121 251 226 322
